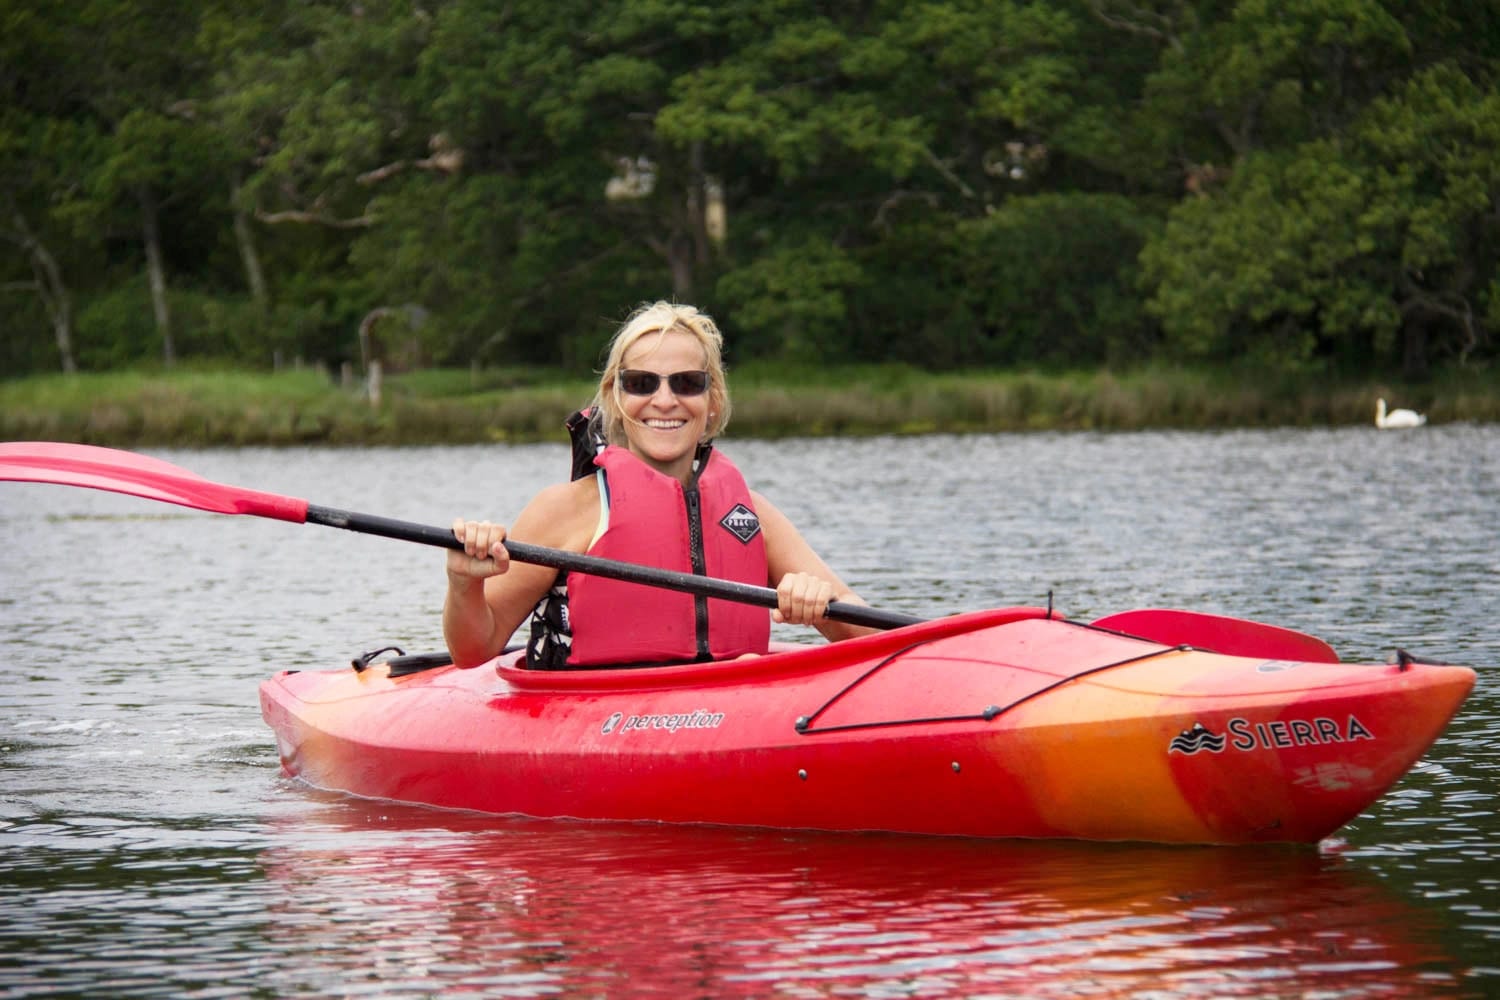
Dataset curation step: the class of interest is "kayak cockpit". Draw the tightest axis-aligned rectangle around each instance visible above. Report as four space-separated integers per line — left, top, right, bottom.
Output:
349 605 1057 686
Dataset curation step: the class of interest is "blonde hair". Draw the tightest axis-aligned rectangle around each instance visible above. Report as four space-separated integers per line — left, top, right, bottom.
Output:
591 301 731 447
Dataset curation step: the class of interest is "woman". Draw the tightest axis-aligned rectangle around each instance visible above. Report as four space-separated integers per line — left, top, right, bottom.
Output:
443 301 871 669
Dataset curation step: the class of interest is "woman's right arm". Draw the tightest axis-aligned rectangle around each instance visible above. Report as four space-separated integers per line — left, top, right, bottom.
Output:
442 479 597 667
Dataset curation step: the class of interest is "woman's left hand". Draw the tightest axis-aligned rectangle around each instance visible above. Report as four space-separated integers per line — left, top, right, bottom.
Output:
772 571 837 626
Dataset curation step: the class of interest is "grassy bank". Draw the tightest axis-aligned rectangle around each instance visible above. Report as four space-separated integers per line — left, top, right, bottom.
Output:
2 363 1497 447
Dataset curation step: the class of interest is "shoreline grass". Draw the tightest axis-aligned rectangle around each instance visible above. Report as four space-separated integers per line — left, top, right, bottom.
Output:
1 364 1496 448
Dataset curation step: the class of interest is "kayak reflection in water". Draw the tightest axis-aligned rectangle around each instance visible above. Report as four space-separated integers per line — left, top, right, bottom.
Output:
443 301 873 670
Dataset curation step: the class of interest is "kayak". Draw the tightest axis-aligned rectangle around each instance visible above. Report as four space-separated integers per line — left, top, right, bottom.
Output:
259 605 1475 845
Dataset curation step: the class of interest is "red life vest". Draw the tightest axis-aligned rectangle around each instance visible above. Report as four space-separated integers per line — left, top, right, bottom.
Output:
566 445 770 666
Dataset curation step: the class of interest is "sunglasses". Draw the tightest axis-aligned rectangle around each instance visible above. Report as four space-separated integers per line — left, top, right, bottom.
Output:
618 369 710 397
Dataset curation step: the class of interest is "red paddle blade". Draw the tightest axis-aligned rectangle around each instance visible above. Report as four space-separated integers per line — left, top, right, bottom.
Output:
0 441 309 522
1092 607 1340 662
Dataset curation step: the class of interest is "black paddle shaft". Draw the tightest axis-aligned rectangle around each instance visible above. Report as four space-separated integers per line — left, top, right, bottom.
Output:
305 504 924 631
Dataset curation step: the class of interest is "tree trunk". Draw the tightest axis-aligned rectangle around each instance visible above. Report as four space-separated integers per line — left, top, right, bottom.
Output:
667 234 694 300
646 231 696 300
33 238 77 375
1401 320 1429 381
139 186 175 367
7 211 76 373
230 173 269 314
687 140 711 271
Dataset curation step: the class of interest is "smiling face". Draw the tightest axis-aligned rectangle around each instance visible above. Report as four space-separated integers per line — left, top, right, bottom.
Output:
617 329 712 482
592 302 732 479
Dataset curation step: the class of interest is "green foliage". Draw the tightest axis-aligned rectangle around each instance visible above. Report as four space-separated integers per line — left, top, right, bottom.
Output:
74 279 160 370
1141 58 1499 372
0 0 1496 381
955 192 1158 366
715 242 864 361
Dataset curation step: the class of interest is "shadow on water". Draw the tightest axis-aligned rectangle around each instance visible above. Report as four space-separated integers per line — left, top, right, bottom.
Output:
248 798 1463 998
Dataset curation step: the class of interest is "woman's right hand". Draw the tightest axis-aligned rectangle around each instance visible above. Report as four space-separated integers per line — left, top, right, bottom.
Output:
447 518 512 581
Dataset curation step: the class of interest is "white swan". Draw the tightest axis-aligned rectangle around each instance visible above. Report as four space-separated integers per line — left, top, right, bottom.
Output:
1376 397 1427 429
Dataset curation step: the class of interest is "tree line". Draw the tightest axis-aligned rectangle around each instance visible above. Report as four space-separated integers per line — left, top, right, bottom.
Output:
3 0 1496 379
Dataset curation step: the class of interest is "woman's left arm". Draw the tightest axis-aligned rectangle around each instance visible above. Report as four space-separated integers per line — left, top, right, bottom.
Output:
751 490 877 643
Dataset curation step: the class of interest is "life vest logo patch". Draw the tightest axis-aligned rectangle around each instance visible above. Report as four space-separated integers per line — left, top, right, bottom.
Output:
719 503 761 543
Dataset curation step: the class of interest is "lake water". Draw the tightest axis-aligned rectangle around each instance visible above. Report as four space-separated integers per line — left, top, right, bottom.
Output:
2 427 1497 997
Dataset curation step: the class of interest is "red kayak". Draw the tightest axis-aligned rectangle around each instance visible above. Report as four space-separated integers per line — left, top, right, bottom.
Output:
259 606 1474 845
